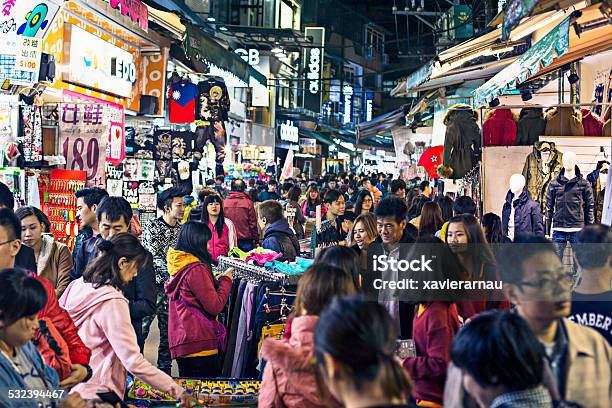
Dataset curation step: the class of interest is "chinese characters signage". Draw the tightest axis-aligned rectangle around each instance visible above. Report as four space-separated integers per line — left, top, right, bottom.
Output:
0 35 41 85
16 36 42 74
107 0 149 32
0 0 61 38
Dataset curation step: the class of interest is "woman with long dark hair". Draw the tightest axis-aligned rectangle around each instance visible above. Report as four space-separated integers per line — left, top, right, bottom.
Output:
481 212 509 244
60 233 189 403
200 194 236 262
314 296 416 408
354 189 374 216
446 214 508 319
259 264 357 407
418 201 444 237
165 221 233 377
301 185 326 219
438 195 454 222
285 186 306 239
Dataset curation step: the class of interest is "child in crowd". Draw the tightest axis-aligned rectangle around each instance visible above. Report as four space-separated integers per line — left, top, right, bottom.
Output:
60 233 191 405
165 221 233 377
0 268 87 408
259 264 357 407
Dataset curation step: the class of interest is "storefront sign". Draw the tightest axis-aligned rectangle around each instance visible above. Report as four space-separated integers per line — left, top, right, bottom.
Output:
0 35 40 85
300 138 316 148
235 48 260 66
59 103 108 187
279 120 299 143
365 99 373 122
106 0 149 32
63 24 136 98
0 0 61 38
343 85 353 124
303 27 325 114
333 138 356 152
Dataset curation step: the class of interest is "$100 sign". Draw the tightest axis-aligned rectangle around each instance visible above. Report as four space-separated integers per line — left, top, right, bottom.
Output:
59 103 108 187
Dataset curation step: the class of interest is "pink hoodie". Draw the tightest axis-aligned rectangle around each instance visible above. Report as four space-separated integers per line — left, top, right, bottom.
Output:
59 278 184 400
259 316 325 408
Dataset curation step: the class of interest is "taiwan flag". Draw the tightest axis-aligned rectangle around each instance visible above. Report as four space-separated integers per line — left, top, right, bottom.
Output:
418 145 444 179
168 81 198 123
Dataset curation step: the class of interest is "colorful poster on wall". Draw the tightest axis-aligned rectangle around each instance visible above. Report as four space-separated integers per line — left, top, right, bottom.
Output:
59 103 108 187
0 0 61 38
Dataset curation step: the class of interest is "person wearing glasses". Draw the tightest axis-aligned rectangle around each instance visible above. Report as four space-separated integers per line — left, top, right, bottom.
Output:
496 236 611 407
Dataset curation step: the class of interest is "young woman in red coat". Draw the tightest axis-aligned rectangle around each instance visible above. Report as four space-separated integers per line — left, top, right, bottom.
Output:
165 221 234 377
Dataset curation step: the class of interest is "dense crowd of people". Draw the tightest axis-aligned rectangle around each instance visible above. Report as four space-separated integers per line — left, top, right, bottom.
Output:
0 171 610 407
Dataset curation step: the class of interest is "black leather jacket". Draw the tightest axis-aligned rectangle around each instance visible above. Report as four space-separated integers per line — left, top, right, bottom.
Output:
545 167 595 234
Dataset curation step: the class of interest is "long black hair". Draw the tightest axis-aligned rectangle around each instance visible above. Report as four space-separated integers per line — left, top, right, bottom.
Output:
175 221 214 266
83 233 149 290
315 246 361 289
201 194 226 239
314 296 413 401
354 189 373 216
0 268 47 326
481 213 505 244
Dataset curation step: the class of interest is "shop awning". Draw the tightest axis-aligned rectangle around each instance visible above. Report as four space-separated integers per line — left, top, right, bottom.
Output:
356 105 408 142
184 25 267 86
473 17 571 107
142 0 209 27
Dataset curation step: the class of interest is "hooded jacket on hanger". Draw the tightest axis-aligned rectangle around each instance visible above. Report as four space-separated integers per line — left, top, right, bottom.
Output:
441 104 481 179
587 163 608 223
545 166 595 234
580 109 604 136
483 109 517 146
516 108 547 145
501 190 544 238
522 141 563 211
544 107 584 136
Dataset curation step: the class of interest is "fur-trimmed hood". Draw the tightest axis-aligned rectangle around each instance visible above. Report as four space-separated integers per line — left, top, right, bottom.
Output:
443 103 478 125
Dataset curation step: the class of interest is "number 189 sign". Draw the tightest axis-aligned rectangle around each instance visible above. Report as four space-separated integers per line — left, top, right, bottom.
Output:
59 103 108 187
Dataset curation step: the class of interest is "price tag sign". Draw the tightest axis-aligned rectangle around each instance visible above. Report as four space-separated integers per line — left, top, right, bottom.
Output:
16 37 42 75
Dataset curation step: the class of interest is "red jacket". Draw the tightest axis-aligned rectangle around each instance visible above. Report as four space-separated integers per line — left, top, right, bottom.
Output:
34 273 91 365
403 302 461 404
224 191 259 242
165 249 232 358
483 109 517 146
581 109 604 136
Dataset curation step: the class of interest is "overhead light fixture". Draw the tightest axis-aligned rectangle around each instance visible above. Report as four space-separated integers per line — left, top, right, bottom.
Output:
207 17 216 22
489 98 500 108
520 90 533 101
219 26 228 31
271 47 284 54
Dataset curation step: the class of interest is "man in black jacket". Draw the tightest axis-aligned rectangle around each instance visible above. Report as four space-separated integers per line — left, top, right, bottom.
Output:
257 200 300 261
71 196 156 352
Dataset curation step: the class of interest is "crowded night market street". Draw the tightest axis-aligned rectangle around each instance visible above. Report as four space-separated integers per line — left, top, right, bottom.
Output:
0 0 611 407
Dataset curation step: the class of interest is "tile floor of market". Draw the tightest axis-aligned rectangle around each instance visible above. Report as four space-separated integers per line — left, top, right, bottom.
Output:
143 316 179 377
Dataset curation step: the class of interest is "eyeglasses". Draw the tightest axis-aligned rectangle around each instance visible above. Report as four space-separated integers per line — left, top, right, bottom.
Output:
0 239 16 247
511 273 574 292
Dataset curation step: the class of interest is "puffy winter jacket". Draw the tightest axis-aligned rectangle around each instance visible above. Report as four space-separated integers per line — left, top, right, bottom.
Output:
545 167 595 234
224 191 259 241
262 219 301 261
545 107 584 136
522 141 563 211
483 109 517 146
501 190 545 238
207 218 237 261
516 108 546 146
442 104 481 179
165 249 232 358
259 316 325 408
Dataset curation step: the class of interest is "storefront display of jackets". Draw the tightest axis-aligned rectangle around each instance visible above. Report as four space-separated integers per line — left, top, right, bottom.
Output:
483 109 517 146
197 78 230 122
441 104 481 179
580 109 604 136
587 162 609 223
516 108 547 146
501 190 544 238
522 141 563 211
545 167 595 234
544 107 584 136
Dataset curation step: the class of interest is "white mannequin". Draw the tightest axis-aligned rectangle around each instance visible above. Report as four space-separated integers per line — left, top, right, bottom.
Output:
507 174 526 241
553 151 581 233
564 151 578 179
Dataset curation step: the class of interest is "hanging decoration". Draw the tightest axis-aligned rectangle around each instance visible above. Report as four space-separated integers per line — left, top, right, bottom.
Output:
417 145 444 179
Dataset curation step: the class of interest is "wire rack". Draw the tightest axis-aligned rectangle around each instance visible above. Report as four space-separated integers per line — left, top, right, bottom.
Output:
216 256 301 285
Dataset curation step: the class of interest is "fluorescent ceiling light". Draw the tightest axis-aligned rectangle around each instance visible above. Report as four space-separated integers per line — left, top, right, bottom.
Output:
272 47 284 53
219 26 228 31
207 17 216 22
